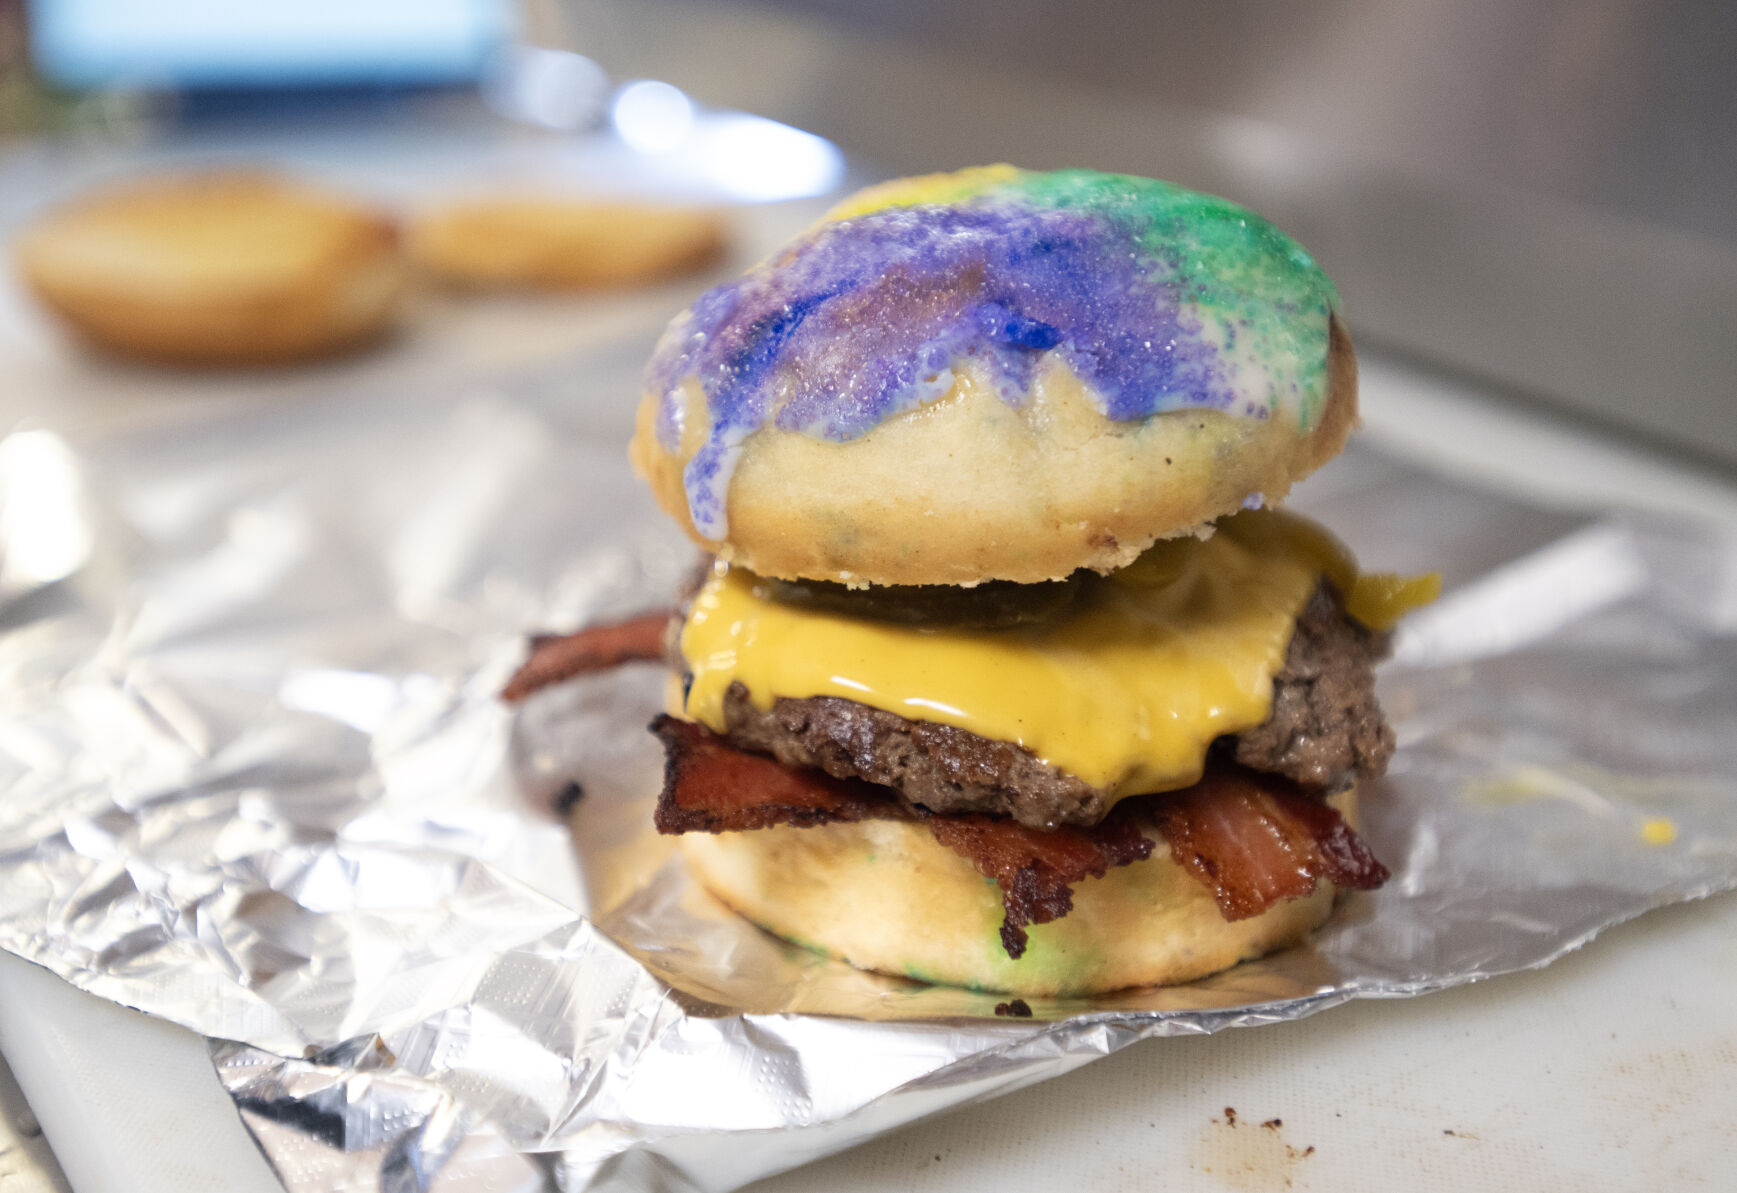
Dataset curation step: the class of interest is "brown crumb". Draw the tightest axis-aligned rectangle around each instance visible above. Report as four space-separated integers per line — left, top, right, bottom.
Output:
1262 1118 1283 1130
994 999 1033 1018
1223 1107 1238 1126
553 781 586 815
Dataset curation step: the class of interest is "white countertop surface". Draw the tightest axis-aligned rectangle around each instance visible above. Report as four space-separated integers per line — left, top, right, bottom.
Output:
1 123 1734 1193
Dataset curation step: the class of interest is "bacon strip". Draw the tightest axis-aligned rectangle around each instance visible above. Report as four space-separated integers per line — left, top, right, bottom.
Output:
926 812 1153 959
501 612 672 701
1150 768 1389 921
649 718 1153 957
647 719 1388 958
651 715 900 833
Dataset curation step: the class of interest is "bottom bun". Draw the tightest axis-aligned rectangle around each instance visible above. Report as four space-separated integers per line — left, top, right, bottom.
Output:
679 788 1357 996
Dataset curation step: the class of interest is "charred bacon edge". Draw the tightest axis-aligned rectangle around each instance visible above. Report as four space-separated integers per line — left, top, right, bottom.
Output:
501 611 673 702
651 714 902 834
1150 767 1389 921
926 811 1153 958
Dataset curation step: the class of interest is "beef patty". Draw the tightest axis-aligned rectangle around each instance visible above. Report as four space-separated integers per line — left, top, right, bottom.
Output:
718 581 1392 829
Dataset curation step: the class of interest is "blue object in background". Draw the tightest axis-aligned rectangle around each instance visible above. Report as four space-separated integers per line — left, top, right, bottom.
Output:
30 0 514 89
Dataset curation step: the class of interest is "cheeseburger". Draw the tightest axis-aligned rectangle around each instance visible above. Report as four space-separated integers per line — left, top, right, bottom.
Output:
517 166 1434 996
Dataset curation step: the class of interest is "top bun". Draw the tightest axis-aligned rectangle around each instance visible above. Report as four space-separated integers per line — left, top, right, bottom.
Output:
631 166 1356 586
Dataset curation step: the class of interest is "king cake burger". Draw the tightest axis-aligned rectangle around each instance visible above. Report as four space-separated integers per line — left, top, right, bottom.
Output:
508 165 1438 996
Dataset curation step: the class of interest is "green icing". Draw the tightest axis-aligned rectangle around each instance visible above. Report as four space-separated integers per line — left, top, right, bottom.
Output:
1004 169 1340 427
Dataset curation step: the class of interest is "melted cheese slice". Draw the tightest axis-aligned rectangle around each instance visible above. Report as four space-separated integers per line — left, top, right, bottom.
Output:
681 510 1432 801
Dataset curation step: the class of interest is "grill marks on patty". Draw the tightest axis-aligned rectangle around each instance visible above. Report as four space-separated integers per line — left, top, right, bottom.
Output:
719 580 1392 828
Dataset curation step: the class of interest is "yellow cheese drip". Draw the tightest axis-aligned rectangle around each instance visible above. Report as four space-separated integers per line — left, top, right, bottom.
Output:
1641 817 1678 846
681 510 1433 800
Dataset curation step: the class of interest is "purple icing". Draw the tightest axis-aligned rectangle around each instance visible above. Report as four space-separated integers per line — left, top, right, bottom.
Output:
647 203 1241 538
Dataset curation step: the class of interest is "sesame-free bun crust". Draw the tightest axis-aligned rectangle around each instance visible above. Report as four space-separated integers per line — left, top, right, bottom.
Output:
631 317 1356 586
14 172 401 366
678 787 1358 996
407 199 724 290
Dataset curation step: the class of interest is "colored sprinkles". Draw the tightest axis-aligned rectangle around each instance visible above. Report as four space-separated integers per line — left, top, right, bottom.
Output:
645 166 1339 538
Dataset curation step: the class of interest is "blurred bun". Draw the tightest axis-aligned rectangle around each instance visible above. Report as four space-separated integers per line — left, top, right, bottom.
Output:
406 199 724 290
14 171 402 365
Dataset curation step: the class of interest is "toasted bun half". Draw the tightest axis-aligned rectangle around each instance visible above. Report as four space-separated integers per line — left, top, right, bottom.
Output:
678 787 1358 996
14 171 401 365
407 199 724 290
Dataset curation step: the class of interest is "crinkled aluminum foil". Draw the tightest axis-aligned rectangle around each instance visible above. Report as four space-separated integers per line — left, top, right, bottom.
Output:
2 354 1736 1192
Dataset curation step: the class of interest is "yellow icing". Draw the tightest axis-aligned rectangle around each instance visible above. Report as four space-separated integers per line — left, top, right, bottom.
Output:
822 164 1022 222
680 510 1429 798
